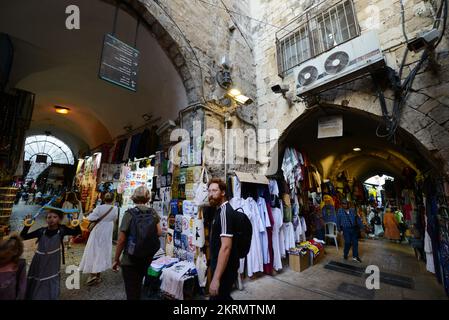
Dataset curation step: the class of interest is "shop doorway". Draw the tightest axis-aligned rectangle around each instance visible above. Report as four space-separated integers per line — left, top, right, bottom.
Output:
270 104 448 294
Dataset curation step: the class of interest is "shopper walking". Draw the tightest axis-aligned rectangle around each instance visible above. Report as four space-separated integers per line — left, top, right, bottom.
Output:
208 178 240 300
113 186 161 300
79 192 118 285
337 199 363 262
384 207 401 242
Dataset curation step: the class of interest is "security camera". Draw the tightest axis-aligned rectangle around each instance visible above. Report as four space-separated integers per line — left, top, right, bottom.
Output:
271 84 289 94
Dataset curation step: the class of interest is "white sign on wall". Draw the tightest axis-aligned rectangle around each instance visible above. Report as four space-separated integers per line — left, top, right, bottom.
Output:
317 115 343 139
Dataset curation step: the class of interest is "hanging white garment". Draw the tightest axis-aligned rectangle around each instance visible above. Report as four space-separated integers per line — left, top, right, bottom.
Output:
243 197 264 277
79 205 118 273
279 223 286 258
294 215 303 243
257 197 271 264
424 216 435 273
269 179 279 196
300 217 307 242
271 207 283 271
283 222 296 251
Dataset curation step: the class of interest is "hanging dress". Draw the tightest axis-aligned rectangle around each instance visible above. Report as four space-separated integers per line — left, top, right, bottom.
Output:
243 198 264 277
264 200 275 275
424 215 435 273
271 207 283 271
256 197 271 265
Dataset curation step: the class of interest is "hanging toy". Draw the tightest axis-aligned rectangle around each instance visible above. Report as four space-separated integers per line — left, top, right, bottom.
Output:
23 196 81 227
23 196 56 227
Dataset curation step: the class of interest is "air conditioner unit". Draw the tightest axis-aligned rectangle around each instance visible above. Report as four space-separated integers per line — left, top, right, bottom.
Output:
295 30 385 97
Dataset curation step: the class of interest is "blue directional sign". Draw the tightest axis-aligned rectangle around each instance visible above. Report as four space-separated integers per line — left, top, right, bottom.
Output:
99 33 139 92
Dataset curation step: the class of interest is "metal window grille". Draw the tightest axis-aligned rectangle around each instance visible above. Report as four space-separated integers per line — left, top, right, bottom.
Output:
276 0 360 77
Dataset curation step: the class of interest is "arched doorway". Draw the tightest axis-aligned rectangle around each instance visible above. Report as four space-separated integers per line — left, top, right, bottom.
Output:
24 134 75 182
266 104 449 296
0 0 198 155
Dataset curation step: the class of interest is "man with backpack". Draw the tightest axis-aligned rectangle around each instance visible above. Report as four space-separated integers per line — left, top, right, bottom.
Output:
207 178 252 300
113 186 162 300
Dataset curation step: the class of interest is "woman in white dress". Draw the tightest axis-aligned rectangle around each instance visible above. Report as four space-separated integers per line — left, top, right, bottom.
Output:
79 193 118 285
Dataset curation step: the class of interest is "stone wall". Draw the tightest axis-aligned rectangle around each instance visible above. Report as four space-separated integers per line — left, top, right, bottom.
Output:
250 0 449 176
131 0 449 177
125 0 260 177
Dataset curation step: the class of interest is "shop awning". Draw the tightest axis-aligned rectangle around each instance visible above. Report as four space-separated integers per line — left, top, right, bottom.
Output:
234 171 269 185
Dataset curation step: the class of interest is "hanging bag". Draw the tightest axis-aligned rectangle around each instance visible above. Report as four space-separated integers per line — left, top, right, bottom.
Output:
192 209 205 248
193 167 210 207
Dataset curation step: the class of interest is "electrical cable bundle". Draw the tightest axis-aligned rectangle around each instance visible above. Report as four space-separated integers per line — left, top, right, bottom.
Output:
376 0 448 142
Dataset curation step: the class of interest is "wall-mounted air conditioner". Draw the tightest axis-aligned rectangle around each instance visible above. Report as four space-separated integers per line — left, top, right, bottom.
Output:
295 30 385 97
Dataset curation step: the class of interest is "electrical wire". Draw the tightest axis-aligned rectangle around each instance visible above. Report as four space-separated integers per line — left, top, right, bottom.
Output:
435 0 448 47
376 0 447 141
219 0 253 52
194 0 293 33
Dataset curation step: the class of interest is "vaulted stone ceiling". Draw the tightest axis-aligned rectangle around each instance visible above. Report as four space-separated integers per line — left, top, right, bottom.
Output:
0 0 188 156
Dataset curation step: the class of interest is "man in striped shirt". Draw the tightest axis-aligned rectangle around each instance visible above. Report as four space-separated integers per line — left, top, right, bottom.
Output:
337 199 363 263
208 178 239 300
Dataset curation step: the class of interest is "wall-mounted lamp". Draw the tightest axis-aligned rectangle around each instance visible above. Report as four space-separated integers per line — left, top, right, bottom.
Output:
353 147 362 152
54 106 70 114
226 88 253 106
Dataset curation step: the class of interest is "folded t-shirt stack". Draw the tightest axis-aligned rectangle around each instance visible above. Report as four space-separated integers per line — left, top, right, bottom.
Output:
160 261 197 300
151 256 180 273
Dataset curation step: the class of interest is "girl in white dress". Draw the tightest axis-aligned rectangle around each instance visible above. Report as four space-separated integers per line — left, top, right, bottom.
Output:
79 193 118 285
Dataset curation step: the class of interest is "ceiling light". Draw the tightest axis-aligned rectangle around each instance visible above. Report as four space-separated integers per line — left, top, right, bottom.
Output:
54 106 70 114
353 147 362 152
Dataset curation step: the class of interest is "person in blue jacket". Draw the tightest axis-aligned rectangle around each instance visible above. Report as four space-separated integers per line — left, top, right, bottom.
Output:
337 199 363 262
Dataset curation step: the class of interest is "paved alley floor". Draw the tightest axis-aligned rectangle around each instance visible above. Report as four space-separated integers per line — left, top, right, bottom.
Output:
10 203 448 300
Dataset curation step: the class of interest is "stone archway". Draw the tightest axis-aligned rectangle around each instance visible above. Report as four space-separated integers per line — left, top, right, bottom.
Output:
266 103 446 182
308 75 449 176
108 0 204 105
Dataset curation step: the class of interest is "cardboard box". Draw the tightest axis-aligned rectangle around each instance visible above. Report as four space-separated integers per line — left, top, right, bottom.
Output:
310 251 325 266
289 252 309 272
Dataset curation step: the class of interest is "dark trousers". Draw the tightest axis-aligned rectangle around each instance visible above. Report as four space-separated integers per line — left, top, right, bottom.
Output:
122 262 148 300
343 228 359 258
209 267 237 300
314 228 325 241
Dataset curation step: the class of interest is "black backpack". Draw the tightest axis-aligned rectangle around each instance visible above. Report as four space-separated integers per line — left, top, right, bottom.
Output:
233 207 252 259
126 207 160 259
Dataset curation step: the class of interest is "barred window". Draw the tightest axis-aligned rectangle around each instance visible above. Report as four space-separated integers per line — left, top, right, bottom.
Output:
276 0 360 77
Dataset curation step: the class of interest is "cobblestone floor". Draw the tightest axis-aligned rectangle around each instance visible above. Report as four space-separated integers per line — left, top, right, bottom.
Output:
9 203 448 300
